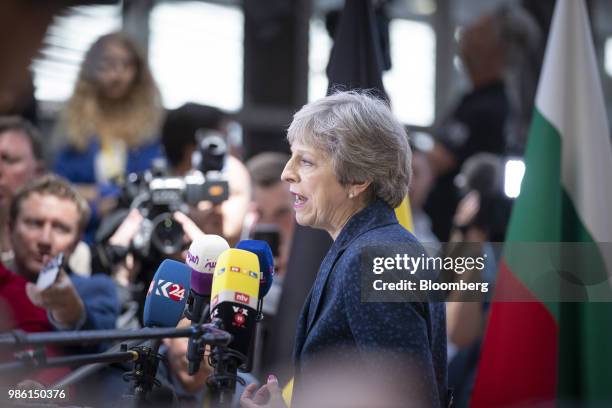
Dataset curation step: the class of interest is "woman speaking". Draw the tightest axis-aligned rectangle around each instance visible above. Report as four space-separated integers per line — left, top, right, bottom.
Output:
241 92 447 407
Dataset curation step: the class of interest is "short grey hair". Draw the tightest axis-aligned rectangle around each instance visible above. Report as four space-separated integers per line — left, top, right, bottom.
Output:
287 91 411 208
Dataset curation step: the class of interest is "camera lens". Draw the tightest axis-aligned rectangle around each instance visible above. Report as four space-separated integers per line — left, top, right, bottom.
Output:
196 134 226 173
150 213 184 255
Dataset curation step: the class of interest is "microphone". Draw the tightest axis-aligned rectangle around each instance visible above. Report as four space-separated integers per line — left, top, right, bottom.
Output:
143 259 191 328
185 235 230 323
235 239 275 299
53 260 192 389
234 240 275 374
184 235 229 375
210 248 260 359
138 259 192 401
207 248 260 402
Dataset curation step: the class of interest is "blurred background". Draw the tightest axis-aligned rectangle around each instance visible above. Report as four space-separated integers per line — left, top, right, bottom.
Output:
21 0 612 158
1 1 612 406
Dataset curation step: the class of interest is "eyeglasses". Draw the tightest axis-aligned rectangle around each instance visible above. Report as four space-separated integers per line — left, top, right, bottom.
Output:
95 57 135 73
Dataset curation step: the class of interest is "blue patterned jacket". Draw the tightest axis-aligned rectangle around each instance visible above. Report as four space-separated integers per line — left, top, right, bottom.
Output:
293 199 448 406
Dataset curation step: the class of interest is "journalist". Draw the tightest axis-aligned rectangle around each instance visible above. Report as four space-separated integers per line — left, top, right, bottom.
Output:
240 91 447 407
9 175 118 334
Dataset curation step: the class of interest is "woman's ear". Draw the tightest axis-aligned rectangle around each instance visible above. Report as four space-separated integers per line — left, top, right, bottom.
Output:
349 181 371 198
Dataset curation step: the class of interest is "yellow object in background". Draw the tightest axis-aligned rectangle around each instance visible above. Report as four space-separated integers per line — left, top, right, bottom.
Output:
282 378 294 406
394 196 414 232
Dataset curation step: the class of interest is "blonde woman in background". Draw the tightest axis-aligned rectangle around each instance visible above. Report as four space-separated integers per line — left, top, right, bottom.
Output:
54 32 164 241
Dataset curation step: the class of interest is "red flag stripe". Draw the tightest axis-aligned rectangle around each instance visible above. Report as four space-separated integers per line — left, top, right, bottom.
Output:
470 260 558 407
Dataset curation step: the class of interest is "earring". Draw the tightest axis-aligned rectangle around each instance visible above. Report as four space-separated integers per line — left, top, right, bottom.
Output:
348 192 354 199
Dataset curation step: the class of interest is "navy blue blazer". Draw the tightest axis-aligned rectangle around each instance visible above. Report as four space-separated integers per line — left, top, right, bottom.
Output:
293 200 447 406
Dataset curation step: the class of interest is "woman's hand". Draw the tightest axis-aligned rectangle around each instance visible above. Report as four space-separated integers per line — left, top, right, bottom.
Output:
240 375 287 408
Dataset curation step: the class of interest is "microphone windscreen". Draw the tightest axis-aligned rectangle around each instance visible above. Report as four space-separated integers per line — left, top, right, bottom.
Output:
235 240 274 298
143 259 191 327
188 234 229 296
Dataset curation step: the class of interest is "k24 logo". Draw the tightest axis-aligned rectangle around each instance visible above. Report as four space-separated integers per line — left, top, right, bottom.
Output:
153 279 185 302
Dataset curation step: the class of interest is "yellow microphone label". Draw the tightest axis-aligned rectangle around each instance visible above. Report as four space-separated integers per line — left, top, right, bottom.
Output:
211 248 260 310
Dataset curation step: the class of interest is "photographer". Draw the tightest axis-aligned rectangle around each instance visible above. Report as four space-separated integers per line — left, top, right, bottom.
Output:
161 103 251 247
96 103 250 322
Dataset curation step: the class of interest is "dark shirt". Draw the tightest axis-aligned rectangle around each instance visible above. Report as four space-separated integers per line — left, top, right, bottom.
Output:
69 272 120 333
425 80 509 241
293 200 448 406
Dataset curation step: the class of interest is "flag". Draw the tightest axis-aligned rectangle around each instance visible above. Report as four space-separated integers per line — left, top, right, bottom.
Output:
325 0 388 100
471 0 612 406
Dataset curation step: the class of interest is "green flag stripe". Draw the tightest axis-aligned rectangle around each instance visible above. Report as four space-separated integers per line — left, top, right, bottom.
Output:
558 302 612 402
501 110 612 403
505 110 561 244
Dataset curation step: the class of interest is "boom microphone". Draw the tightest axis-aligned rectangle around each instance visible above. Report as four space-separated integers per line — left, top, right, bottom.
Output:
235 239 274 299
185 234 229 375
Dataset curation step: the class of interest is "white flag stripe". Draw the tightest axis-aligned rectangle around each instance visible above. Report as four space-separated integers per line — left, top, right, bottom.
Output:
535 0 612 243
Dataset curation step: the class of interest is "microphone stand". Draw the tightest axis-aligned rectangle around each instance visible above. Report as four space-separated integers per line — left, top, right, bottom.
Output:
0 324 231 349
186 303 211 375
122 339 164 407
0 349 139 373
206 318 248 408
50 339 145 389
0 325 232 405
0 342 163 406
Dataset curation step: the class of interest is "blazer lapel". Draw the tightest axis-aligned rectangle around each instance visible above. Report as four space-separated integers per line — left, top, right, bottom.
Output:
302 201 398 340
305 247 342 334
293 286 313 362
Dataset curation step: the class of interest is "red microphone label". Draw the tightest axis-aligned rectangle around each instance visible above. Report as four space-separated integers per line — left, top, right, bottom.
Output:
233 312 246 327
232 306 249 328
234 292 250 304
